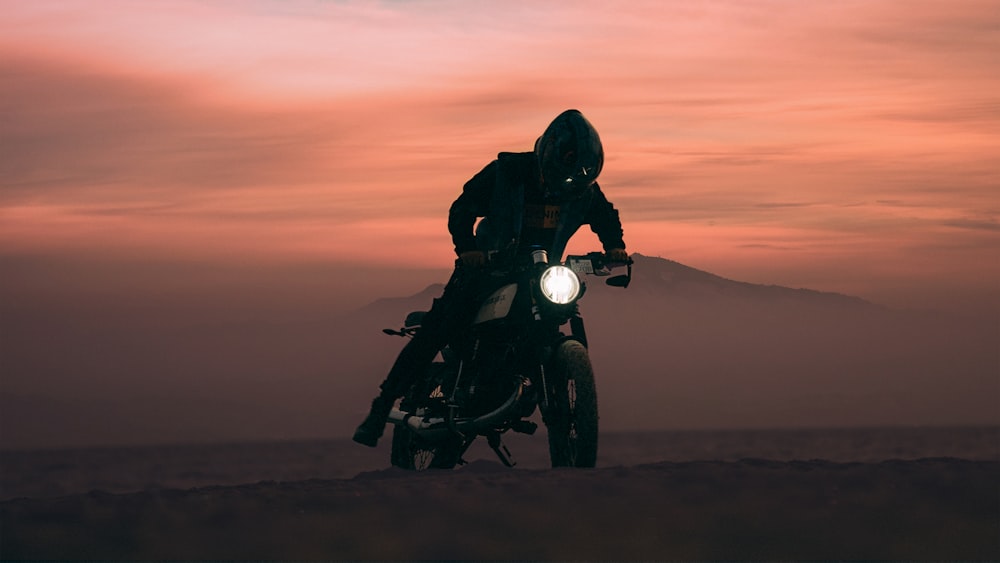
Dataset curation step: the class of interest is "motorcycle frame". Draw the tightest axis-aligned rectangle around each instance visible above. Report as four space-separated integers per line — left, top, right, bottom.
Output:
385 252 631 466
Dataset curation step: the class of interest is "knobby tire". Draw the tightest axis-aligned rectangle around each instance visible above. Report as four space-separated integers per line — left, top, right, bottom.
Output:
546 339 599 468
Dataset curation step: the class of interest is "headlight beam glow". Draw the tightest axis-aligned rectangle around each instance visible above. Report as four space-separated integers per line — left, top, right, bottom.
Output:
539 265 581 304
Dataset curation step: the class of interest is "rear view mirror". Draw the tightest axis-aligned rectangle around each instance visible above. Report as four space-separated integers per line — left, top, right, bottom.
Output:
605 261 632 288
606 275 630 288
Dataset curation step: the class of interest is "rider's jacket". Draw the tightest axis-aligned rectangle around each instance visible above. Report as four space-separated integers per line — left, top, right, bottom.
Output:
448 152 626 261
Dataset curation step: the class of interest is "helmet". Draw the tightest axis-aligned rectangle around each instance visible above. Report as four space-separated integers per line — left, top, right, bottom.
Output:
534 109 604 201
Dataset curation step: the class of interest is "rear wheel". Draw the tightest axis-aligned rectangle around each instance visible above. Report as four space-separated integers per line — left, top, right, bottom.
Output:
390 425 459 470
389 377 461 470
545 339 598 467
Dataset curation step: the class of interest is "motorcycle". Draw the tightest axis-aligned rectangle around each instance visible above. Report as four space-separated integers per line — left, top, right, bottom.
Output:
381 248 632 469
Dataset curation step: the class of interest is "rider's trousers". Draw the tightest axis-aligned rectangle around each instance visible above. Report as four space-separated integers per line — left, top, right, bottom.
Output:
378 263 482 399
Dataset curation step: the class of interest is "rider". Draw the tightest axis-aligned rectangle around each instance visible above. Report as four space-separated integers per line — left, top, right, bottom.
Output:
353 109 628 447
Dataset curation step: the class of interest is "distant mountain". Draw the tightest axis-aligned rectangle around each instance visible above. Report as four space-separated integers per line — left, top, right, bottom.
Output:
358 253 876 323
355 283 445 326
615 254 874 307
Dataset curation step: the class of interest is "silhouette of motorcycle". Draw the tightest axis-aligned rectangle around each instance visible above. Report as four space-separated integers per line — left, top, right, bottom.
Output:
382 249 631 469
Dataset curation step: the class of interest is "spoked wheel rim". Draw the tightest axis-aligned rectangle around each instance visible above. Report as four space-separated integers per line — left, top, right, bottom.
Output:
412 441 435 470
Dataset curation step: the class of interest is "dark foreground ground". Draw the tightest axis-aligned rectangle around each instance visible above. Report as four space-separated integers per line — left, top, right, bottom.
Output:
1 457 996 560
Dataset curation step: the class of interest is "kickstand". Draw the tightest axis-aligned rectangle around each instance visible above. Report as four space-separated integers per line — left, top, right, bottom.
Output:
487 433 516 467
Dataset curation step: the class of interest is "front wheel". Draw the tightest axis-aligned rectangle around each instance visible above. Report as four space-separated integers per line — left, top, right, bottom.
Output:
545 339 598 467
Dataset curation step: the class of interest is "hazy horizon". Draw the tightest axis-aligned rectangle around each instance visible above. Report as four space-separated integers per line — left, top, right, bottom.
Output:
3 253 996 450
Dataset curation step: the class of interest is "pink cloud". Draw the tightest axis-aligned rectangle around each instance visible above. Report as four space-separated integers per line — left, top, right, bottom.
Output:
1 0 997 311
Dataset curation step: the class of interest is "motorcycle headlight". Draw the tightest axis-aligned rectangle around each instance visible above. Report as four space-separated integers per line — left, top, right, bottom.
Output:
539 265 581 305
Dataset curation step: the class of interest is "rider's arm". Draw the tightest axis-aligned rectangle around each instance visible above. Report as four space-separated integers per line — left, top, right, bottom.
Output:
448 160 496 255
584 183 627 253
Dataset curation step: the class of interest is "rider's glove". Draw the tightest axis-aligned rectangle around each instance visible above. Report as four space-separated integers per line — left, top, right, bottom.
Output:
459 250 486 268
606 248 629 263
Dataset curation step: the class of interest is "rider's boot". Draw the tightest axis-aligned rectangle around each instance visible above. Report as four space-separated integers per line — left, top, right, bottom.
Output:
352 395 394 447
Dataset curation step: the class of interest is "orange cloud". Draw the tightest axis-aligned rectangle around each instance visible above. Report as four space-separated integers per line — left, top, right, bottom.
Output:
1 0 997 312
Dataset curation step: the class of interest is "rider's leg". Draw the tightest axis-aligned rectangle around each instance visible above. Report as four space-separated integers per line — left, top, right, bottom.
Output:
352 265 478 447
351 328 444 447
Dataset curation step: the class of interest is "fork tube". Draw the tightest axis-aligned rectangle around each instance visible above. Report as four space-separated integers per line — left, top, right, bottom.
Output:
570 314 588 348
539 363 549 408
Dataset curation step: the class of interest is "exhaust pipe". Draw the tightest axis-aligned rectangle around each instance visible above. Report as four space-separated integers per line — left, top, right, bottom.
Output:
387 378 528 441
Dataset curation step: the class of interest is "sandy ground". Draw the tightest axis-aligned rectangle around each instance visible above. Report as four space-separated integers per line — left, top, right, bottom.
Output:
1 457 996 560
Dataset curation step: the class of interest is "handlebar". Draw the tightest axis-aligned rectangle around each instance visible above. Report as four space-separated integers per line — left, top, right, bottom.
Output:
565 252 633 288
386 251 632 336
382 326 419 337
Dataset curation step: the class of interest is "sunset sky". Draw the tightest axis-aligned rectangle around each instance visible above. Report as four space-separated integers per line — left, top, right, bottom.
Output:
2 0 998 314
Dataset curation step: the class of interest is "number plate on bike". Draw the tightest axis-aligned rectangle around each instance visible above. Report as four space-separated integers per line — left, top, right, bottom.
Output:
567 258 595 275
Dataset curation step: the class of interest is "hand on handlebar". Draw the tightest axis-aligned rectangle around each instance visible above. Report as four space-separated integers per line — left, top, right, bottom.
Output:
605 248 629 263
